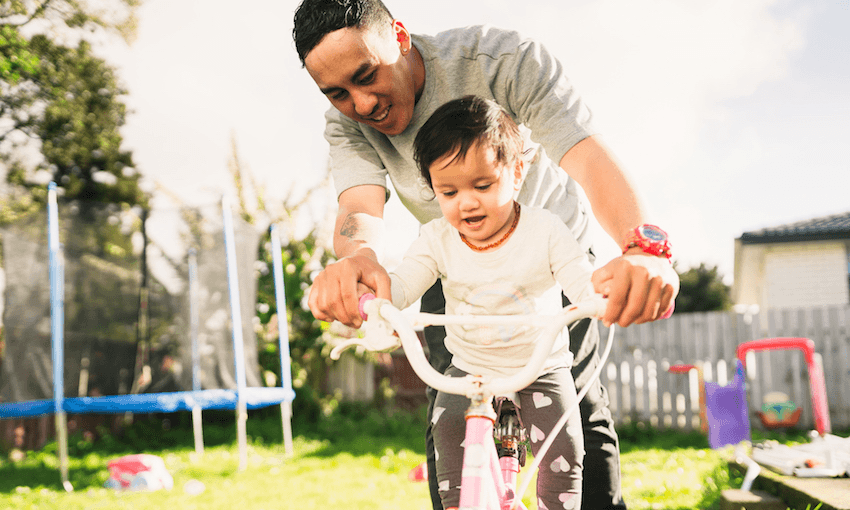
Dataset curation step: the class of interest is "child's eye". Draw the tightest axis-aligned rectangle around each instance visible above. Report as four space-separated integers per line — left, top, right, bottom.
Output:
475 184 491 191
441 190 457 197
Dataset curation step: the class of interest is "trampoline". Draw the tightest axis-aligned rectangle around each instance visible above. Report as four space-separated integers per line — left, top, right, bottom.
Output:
0 183 295 489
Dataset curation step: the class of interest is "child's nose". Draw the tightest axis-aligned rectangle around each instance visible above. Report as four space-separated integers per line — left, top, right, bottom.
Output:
459 192 479 210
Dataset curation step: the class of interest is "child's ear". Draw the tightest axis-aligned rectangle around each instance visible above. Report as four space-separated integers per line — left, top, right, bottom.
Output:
512 159 524 191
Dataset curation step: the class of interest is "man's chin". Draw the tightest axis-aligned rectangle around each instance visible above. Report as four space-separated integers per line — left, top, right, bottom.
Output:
371 119 401 136
373 113 412 136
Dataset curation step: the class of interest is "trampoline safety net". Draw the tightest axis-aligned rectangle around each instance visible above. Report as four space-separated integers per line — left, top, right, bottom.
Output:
0 200 262 407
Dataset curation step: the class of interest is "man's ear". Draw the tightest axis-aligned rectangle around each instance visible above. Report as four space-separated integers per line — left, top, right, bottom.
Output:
393 20 411 54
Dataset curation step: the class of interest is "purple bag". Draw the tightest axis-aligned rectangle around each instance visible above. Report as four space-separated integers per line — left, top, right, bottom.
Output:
704 359 751 449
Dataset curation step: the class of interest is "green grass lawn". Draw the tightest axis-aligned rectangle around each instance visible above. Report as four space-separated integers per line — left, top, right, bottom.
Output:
0 407 818 510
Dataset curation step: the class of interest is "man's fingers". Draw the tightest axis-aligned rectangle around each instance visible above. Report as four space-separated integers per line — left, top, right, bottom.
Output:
601 263 630 327
306 254 392 329
634 276 665 325
308 260 363 328
591 264 614 295
360 268 392 301
594 255 680 327
618 272 650 327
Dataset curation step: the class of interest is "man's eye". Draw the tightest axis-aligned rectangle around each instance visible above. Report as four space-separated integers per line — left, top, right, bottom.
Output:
360 72 376 85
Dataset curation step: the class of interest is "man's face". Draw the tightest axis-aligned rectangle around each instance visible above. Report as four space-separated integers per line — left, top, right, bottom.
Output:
304 22 419 136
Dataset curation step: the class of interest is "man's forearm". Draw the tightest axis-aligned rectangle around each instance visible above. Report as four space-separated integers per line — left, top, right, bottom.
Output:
333 209 386 261
333 184 388 260
560 135 646 246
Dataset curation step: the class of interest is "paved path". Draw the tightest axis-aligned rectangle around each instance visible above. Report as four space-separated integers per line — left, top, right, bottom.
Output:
730 460 850 510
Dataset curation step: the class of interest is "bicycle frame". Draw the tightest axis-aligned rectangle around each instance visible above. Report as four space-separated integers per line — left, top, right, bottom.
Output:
331 296 609 510
461 398 526 510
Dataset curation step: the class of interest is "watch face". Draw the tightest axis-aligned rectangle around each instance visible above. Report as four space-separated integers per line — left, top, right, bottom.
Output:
639 225 667 241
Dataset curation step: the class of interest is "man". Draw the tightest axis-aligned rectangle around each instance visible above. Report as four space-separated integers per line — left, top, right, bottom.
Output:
293 1 679 508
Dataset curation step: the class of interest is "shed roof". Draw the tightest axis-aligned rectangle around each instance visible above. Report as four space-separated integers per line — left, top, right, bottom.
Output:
739 211 850 245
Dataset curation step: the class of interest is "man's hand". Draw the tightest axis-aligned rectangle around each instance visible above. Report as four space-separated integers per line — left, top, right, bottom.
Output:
592 253 680 327
308 251 392 328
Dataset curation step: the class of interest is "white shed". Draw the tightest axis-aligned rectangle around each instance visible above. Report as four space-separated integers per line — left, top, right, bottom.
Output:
733 212 850 313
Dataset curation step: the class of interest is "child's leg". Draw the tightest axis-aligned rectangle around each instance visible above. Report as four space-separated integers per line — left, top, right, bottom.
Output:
431 365 472 510
518 367 584 510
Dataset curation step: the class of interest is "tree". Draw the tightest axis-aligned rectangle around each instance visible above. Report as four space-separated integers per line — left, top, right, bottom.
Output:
0 0 145 220
674 263 732 313
0 1 138 42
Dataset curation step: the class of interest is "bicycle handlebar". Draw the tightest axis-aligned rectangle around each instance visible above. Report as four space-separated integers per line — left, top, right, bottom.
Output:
331 294 608 400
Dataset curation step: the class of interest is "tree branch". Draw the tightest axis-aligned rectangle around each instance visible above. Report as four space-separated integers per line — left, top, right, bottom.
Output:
0 0 54 28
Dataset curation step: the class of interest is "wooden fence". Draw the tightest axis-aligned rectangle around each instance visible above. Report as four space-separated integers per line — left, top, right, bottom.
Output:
600 304 850 432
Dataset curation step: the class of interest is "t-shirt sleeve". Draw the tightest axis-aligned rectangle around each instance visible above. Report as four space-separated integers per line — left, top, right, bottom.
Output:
388 225 442 310
486 31 598 166
324 107 389 199
547 213 595 303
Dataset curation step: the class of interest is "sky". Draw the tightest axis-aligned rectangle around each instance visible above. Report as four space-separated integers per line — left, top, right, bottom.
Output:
96 0 850 284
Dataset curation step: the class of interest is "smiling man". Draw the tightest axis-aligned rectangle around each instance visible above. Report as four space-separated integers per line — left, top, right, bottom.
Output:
303 18 423 136
293 1 679 509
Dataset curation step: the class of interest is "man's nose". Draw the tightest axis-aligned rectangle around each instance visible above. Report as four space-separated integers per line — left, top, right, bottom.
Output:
351 90 378 117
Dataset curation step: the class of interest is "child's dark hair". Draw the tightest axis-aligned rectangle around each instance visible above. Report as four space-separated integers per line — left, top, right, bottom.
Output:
413 95 524 190
293 0 394 65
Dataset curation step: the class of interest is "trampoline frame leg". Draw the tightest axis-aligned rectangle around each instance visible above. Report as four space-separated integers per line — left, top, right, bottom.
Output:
56 411 72 492
192 406 205 456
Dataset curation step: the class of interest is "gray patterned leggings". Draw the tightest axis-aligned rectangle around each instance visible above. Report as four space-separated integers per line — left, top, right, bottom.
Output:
432 365 584 510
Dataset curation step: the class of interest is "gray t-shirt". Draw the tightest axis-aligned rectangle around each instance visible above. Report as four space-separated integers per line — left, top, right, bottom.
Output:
325 25 598 248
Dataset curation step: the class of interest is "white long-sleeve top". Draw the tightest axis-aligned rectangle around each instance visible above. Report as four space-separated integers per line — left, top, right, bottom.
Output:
390 206 595 378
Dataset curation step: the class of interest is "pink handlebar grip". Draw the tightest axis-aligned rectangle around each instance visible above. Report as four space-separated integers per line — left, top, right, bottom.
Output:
359 293 376 320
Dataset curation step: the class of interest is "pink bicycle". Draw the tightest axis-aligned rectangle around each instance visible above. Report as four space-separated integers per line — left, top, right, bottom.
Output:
331 294 615 510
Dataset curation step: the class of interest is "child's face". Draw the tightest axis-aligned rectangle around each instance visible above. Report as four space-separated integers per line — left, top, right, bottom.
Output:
430 141 522 250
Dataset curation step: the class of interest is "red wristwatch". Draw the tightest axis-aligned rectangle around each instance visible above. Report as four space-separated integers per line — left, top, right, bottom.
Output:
622 224 672 261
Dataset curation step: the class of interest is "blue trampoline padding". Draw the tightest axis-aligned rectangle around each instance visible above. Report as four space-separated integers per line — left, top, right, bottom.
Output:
0 387 295 419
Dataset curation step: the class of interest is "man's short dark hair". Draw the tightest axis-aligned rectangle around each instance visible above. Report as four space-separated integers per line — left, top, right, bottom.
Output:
414 95 524 190
293 0 394 65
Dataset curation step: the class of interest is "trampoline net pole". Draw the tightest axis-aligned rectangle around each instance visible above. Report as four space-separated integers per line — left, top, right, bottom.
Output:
222 197 248 471
188 248 204 456
48 183 71 491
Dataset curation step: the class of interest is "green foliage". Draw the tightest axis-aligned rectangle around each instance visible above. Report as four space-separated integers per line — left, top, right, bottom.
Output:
0 0 139 43
0 25 38 83
1 32 147 210
675 263 732 313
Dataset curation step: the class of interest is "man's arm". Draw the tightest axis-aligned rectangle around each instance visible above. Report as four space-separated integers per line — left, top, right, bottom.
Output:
560 135 680 327
308 184 392 328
